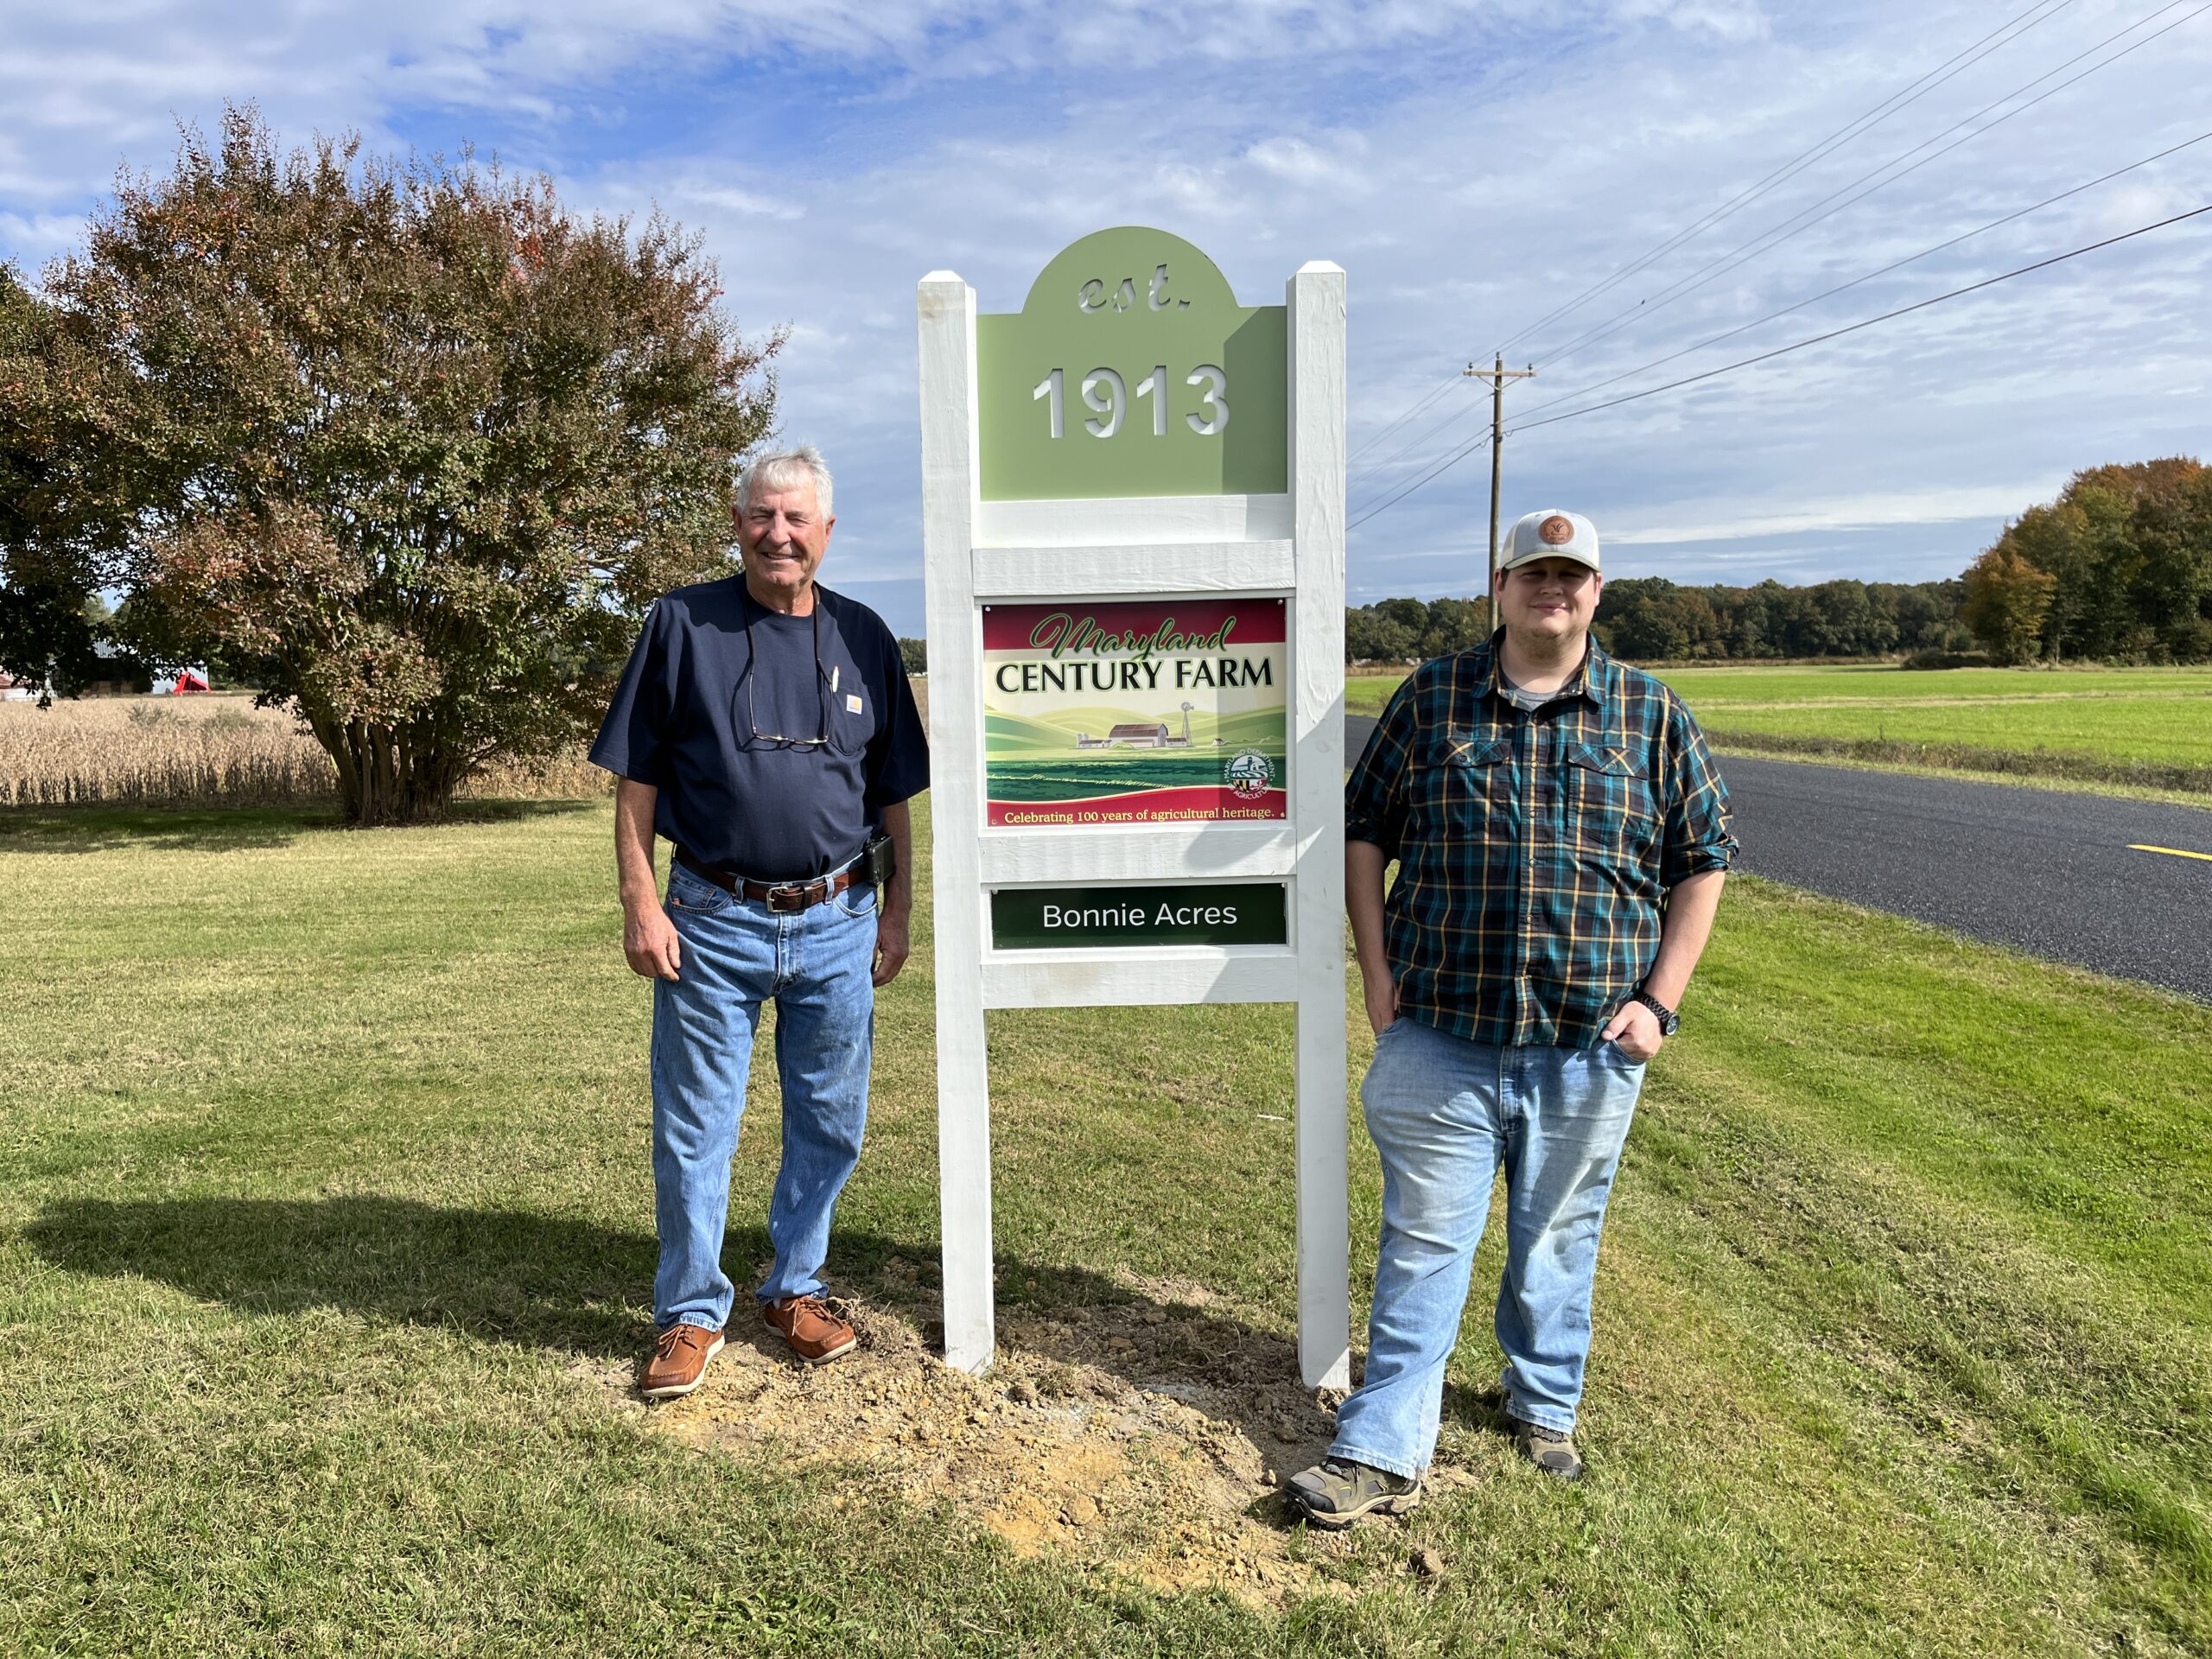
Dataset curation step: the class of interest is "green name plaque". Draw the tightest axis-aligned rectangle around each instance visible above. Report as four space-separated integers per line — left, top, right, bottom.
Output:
977 226 1287 501
990 882 1288 950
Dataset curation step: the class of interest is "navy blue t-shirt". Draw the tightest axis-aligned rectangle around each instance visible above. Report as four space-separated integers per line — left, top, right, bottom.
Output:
588 578 929 882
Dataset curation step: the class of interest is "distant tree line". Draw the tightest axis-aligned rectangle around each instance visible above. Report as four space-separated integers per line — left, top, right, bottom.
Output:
1346 458 2212 667
1344 596 1494 662
1592 576 1966 662
1345 580 1966 664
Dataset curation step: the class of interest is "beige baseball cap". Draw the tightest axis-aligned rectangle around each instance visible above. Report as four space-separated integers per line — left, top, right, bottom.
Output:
1501 509 1599 574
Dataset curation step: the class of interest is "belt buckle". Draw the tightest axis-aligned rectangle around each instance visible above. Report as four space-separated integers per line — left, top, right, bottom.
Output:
766 883 808 913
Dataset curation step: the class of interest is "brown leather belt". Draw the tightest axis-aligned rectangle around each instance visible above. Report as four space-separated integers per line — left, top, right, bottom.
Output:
675 848 861 913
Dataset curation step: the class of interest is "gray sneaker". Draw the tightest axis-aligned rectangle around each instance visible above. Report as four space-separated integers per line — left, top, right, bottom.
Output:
1287 1458 1421 1529
1510 1417 1583 1481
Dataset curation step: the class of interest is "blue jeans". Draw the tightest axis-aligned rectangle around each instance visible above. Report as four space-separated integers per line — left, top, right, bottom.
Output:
651 859 879 1332
1331 1017 1646 1479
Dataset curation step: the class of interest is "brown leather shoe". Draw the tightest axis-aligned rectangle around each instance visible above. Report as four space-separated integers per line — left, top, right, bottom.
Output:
763 1294 857 1363
638 1323 725 1399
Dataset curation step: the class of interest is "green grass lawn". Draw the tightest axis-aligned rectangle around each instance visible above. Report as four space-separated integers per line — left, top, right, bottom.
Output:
1346 662 2212 782
3 798 2209 1654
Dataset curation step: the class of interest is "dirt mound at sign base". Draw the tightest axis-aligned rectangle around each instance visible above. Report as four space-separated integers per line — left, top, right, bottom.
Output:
594 1274 1473 1604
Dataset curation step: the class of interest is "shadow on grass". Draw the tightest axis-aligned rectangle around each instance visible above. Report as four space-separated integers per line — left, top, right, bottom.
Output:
0 798 594 855
1441 1380 1514 1435
26 1196 664 1357
23 1195 1310 1389
28 1196 1369 1524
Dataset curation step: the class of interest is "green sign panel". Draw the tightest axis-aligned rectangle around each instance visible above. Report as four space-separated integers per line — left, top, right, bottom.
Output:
977 227 1287 501
990 882 1287 950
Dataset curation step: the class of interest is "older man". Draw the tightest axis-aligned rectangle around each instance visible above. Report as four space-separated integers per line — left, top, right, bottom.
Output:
590 446 928 1398
1290 509 1734 1524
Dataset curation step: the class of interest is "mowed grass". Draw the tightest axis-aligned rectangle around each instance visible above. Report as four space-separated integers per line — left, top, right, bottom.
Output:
1346 662 2212 776
3 798 2209 1654
1662 664 2212 771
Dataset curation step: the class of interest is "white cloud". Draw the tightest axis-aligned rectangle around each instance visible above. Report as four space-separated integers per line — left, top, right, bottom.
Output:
668 181 807 221
1243 134 1369 192
1605 483 2065 546
0 213 87 266
1618 0 1770 42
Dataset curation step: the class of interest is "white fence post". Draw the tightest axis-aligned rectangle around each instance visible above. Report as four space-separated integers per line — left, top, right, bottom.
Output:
1289 261 1351 1391
918 270 996 1374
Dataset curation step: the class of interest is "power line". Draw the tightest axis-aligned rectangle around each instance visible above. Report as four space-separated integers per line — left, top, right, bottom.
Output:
1349 375 1476 481
1347 372 1466 464
1348 382 1491 506
1512 201 2212 434
1352 0 2204 518
1353 0 2160 505
1349 3 2076 507
1507 125 2212 428
1491 0 2078 359
1535 0 2210 372
1344 202 2212 531
1530 0 2212 372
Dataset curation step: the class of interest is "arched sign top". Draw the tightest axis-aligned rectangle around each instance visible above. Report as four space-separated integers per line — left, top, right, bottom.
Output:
978 227 1287 502
1015 226 1243 321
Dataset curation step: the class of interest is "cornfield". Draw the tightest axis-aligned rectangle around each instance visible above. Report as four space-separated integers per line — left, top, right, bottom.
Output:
0 695 612 809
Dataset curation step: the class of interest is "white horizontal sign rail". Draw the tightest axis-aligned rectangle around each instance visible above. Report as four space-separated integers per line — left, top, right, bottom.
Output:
977 493 1293 548
978 823 1300 885
972 541 1295 596
982 950 1300 1009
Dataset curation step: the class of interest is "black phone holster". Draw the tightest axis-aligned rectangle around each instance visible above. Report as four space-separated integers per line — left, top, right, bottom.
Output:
861 828 896 888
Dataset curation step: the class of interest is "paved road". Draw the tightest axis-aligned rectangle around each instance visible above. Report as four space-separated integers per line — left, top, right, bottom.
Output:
1344 715 2212 1001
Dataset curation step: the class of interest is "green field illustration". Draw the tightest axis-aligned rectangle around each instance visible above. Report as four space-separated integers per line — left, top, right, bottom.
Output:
985 698 1287 802
986 748 1287 801
985 704 1285 754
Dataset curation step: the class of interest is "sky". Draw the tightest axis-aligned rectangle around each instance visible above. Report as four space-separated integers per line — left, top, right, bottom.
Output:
3 0 2208 637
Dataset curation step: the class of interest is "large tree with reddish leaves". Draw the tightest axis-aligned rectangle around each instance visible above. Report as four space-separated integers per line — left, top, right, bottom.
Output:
39 107 779 822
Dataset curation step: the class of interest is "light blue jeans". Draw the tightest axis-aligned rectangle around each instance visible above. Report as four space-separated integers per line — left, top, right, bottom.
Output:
1331 1016 1647 1479
651 858 879 1333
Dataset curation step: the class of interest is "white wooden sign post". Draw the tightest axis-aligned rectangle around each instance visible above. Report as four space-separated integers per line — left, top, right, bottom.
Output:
917 227 1350 1389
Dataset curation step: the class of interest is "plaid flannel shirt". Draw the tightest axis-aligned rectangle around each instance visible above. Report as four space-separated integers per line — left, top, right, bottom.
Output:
1347 634 1737 1049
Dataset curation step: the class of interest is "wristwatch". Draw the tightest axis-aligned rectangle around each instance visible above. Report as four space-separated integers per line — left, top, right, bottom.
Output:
1630 989 1680 1037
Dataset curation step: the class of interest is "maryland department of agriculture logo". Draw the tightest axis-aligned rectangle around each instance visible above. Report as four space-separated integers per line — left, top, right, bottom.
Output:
1224 748 1274 800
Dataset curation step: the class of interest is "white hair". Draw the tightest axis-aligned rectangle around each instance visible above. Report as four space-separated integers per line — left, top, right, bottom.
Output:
740 446 834 519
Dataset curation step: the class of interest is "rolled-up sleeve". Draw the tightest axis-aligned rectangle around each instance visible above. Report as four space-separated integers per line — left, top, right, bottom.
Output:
588 602 676 786
1660 701 1737 886
1346 677 1418 860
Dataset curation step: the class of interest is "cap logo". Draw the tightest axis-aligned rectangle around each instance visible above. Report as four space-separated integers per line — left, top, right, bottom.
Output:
1538 514 1575 546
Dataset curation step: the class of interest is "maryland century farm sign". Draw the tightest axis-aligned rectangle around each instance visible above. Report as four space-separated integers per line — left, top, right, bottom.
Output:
917 228 1349 1387
982 597 1287 826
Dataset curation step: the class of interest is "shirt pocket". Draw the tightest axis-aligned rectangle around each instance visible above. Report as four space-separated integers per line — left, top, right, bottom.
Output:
828 677 874 757
1561 741 1659 857
1412 728 1512 830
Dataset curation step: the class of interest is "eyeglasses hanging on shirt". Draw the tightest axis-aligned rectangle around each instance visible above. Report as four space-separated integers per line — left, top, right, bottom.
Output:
740 599 834 750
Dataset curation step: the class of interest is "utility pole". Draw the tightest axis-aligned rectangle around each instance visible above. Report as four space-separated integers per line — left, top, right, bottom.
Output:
1465 355 1535 600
